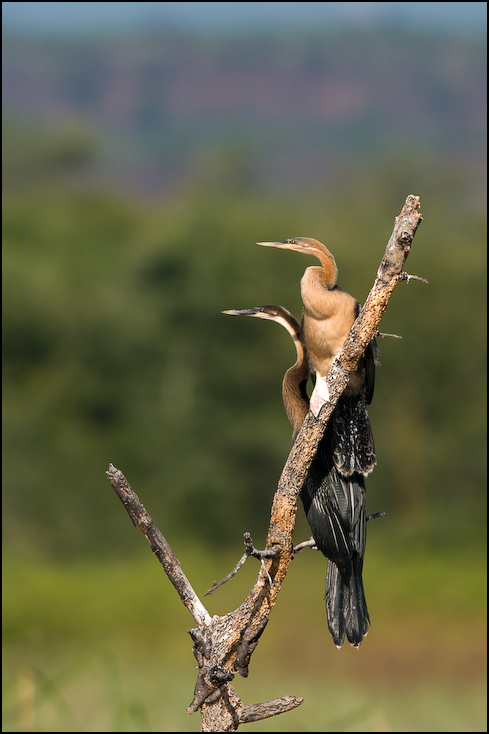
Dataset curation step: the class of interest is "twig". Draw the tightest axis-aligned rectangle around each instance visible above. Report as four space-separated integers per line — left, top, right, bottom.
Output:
204 533 280 596
204 554 249 597
293 537 317 553
399 271 428 284
366 511 386 521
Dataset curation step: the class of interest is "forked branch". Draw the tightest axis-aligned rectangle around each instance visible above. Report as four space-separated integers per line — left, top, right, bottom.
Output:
106 195 423 732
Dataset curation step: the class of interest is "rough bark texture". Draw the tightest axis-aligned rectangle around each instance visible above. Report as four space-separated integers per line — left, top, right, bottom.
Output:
107 195 423 731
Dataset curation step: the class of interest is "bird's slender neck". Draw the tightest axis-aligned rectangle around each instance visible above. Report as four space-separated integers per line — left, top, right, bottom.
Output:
282 330 309 440
267 312 309 439
314 246 338 289
284 370 308 438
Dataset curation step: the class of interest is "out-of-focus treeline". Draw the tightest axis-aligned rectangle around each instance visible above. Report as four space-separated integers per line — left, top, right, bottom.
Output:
3 119 486 562
2 28 485 197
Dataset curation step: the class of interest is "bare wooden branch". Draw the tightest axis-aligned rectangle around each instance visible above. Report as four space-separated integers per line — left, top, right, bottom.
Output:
367 511 386 521
106 463 211 627
399 271 428 284
106 195 423 731
293 537 317 553
237 695 305 723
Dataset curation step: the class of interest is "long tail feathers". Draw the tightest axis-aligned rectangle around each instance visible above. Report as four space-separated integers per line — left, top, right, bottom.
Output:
326 559 370 648
302 397 373 648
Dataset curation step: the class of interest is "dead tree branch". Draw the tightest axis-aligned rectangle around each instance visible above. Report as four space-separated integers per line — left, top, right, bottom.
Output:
106 463 211 627
106 195 423 732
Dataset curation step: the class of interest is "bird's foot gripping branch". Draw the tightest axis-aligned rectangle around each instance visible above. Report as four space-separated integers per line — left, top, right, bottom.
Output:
106 195 423 731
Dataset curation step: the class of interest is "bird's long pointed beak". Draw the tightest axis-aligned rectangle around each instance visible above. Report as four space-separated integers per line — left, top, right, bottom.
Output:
257 240 294 249
223 308 259 317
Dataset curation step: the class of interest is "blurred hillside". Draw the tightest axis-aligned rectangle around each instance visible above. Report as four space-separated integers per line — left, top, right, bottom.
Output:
2 29 486 198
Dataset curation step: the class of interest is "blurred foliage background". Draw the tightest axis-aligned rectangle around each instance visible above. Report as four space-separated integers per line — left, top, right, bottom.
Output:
2 4 487 731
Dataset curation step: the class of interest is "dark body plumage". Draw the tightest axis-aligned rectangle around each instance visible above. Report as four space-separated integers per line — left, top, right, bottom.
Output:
301 394 372 647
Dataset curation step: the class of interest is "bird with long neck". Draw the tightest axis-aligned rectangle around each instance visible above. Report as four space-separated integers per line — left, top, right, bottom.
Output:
258 237 376 477
224 304 370 648
223 305 308 441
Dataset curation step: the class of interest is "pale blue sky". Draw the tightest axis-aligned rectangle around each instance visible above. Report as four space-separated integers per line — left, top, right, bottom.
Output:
2 1 486 35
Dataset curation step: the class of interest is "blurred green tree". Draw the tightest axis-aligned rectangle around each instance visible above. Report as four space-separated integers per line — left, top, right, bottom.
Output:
2 124 486 561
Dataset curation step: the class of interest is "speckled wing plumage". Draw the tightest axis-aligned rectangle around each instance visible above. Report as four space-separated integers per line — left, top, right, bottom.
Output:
328 393 376 477
324 336 377 477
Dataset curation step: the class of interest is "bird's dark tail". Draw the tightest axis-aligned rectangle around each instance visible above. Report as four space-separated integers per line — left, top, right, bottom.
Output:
301 461 369 648
326 557 370 648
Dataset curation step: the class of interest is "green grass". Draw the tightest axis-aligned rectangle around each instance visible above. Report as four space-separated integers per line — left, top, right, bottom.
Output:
2 546 486 731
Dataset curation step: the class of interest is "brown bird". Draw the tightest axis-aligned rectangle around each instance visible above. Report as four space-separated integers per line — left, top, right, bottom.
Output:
258 237 376 477
224 303 370 647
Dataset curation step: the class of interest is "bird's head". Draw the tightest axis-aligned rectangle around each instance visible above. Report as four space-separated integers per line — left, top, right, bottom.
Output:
223 305 300 338
257 237 337 285
257 237 326 257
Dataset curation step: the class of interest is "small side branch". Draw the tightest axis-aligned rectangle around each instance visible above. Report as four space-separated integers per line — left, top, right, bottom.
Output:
293 538 317 553
205 533 280 596
204 556 249 597
106 463 211 627
399 271 428 284
237 695 304 723
367 511 386 521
